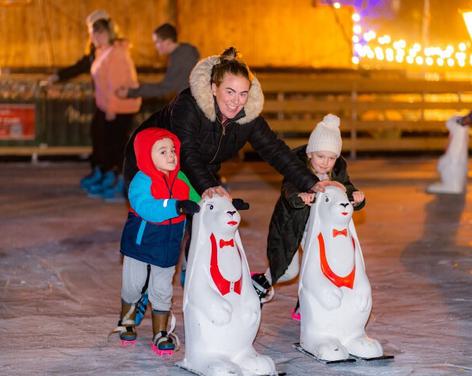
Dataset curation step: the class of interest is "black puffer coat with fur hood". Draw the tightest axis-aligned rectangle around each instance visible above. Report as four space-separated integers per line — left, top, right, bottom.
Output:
267 145 365 283
123 56 317 195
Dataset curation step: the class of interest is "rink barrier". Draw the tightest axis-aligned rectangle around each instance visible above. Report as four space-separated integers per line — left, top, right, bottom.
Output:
1 73 471 159
257 73 472 157
0 78 166 160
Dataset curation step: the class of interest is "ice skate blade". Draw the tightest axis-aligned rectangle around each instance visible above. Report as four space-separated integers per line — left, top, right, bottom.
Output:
151 343 174 357
175 362 285 375
351 354 395 362
175 362 205 375
293 343 355 364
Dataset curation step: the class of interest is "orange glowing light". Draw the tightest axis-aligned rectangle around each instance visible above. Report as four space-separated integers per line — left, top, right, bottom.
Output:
462 10 472 40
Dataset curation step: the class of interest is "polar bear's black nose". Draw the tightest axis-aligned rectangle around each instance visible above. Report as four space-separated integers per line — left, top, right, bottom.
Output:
227 210 237 216
340 203 349 208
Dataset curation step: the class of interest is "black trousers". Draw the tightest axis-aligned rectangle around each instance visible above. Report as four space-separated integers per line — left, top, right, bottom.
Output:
90 109 134 173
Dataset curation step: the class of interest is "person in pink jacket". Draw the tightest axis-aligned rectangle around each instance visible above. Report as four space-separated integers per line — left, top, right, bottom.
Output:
86 11 141 202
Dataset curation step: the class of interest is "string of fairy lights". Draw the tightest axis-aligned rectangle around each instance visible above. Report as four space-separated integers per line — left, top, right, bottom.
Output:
329 1 472 69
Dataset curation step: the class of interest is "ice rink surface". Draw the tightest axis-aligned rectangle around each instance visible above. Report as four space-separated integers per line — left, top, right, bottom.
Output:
1 158 471 375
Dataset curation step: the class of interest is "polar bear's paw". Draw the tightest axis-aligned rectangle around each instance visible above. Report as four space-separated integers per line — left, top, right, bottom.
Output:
304 338 349 362
316 286 343 310
209 300 232 326
345 335 383 359
238 351 276 376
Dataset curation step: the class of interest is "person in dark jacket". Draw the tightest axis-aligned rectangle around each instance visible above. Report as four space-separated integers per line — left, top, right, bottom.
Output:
116 23 199 100
253 114 365 310
123 47 342 296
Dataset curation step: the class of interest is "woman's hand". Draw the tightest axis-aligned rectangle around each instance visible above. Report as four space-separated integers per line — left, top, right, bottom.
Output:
352 190 365 205
202 185 231 200
115 86 129 99
298 192 316 205
105 111 116 121
310 180 346 193
39 74 59 87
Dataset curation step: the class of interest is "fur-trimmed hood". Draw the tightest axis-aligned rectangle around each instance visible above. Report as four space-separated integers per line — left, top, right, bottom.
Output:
189 55 264 124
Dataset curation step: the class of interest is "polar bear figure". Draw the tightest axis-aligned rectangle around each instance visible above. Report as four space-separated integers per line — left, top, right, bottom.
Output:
180 196 276 376
427 116 469 194
299 186 383 361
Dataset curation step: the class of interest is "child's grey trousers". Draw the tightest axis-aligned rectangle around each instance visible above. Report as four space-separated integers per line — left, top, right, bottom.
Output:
121 255 175 311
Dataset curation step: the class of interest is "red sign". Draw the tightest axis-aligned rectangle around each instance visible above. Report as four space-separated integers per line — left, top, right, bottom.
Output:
0 104 36 140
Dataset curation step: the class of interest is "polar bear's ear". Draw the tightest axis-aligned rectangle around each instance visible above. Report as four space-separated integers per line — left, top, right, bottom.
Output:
232 198 250 211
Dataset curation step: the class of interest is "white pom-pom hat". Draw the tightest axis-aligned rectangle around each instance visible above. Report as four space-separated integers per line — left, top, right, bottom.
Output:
306 114 342 156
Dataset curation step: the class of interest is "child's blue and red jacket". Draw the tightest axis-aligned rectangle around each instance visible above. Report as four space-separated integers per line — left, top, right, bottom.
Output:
120 128 199 268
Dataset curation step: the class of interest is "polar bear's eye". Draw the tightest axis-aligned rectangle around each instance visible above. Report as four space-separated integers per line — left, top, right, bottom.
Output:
324 196 330 203
206 204 214 210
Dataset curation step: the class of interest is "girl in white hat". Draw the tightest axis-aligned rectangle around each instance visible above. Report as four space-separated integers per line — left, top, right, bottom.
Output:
252 114 365 313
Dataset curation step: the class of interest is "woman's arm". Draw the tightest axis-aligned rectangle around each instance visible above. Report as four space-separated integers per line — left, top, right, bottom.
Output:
170 96 221 194
249 117 317 192
55 54 93 82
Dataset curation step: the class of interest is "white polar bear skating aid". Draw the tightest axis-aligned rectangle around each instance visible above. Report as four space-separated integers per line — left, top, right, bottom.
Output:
427 116 469 194
178 196 276 376
298 186 383 362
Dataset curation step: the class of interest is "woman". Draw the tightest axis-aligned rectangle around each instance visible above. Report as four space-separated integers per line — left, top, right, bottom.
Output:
48 10 141 201
123 47 340 297
86 16 141 201
124 47 334 195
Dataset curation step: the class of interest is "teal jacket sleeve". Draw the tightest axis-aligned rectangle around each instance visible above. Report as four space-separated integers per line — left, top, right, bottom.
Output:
128 171 180 222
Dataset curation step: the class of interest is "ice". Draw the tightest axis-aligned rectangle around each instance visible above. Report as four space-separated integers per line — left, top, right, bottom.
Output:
0 159 471 375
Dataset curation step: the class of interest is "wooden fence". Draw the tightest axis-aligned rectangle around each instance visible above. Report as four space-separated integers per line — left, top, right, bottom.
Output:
1 73 471 159
257 73 472 157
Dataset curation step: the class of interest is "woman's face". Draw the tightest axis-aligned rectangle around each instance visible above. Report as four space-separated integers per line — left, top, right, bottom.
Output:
211 73 250 120
90 29 110 48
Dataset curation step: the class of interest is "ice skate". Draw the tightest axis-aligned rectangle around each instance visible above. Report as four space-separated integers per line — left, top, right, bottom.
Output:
150 311 180 356
109 301 137 345
291 300 300 321
80 166 102 191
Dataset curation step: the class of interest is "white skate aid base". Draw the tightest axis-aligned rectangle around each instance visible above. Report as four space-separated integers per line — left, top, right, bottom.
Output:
293 343 393 364
426 116 469 194
181 196 277 376
175 363 286 376
299 186 384 362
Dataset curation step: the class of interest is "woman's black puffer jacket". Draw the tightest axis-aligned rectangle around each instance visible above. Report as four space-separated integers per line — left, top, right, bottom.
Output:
123 55 317 195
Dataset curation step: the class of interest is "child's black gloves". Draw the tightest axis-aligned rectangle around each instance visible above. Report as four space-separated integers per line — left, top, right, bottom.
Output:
232 198 250 211
176 200 200 215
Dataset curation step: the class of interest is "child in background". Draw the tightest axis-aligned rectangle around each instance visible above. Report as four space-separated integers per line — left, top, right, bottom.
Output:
252 114 365 311
112 128 199 355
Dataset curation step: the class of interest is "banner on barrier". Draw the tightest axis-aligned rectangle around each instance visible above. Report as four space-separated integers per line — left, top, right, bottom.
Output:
0 104 36 140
